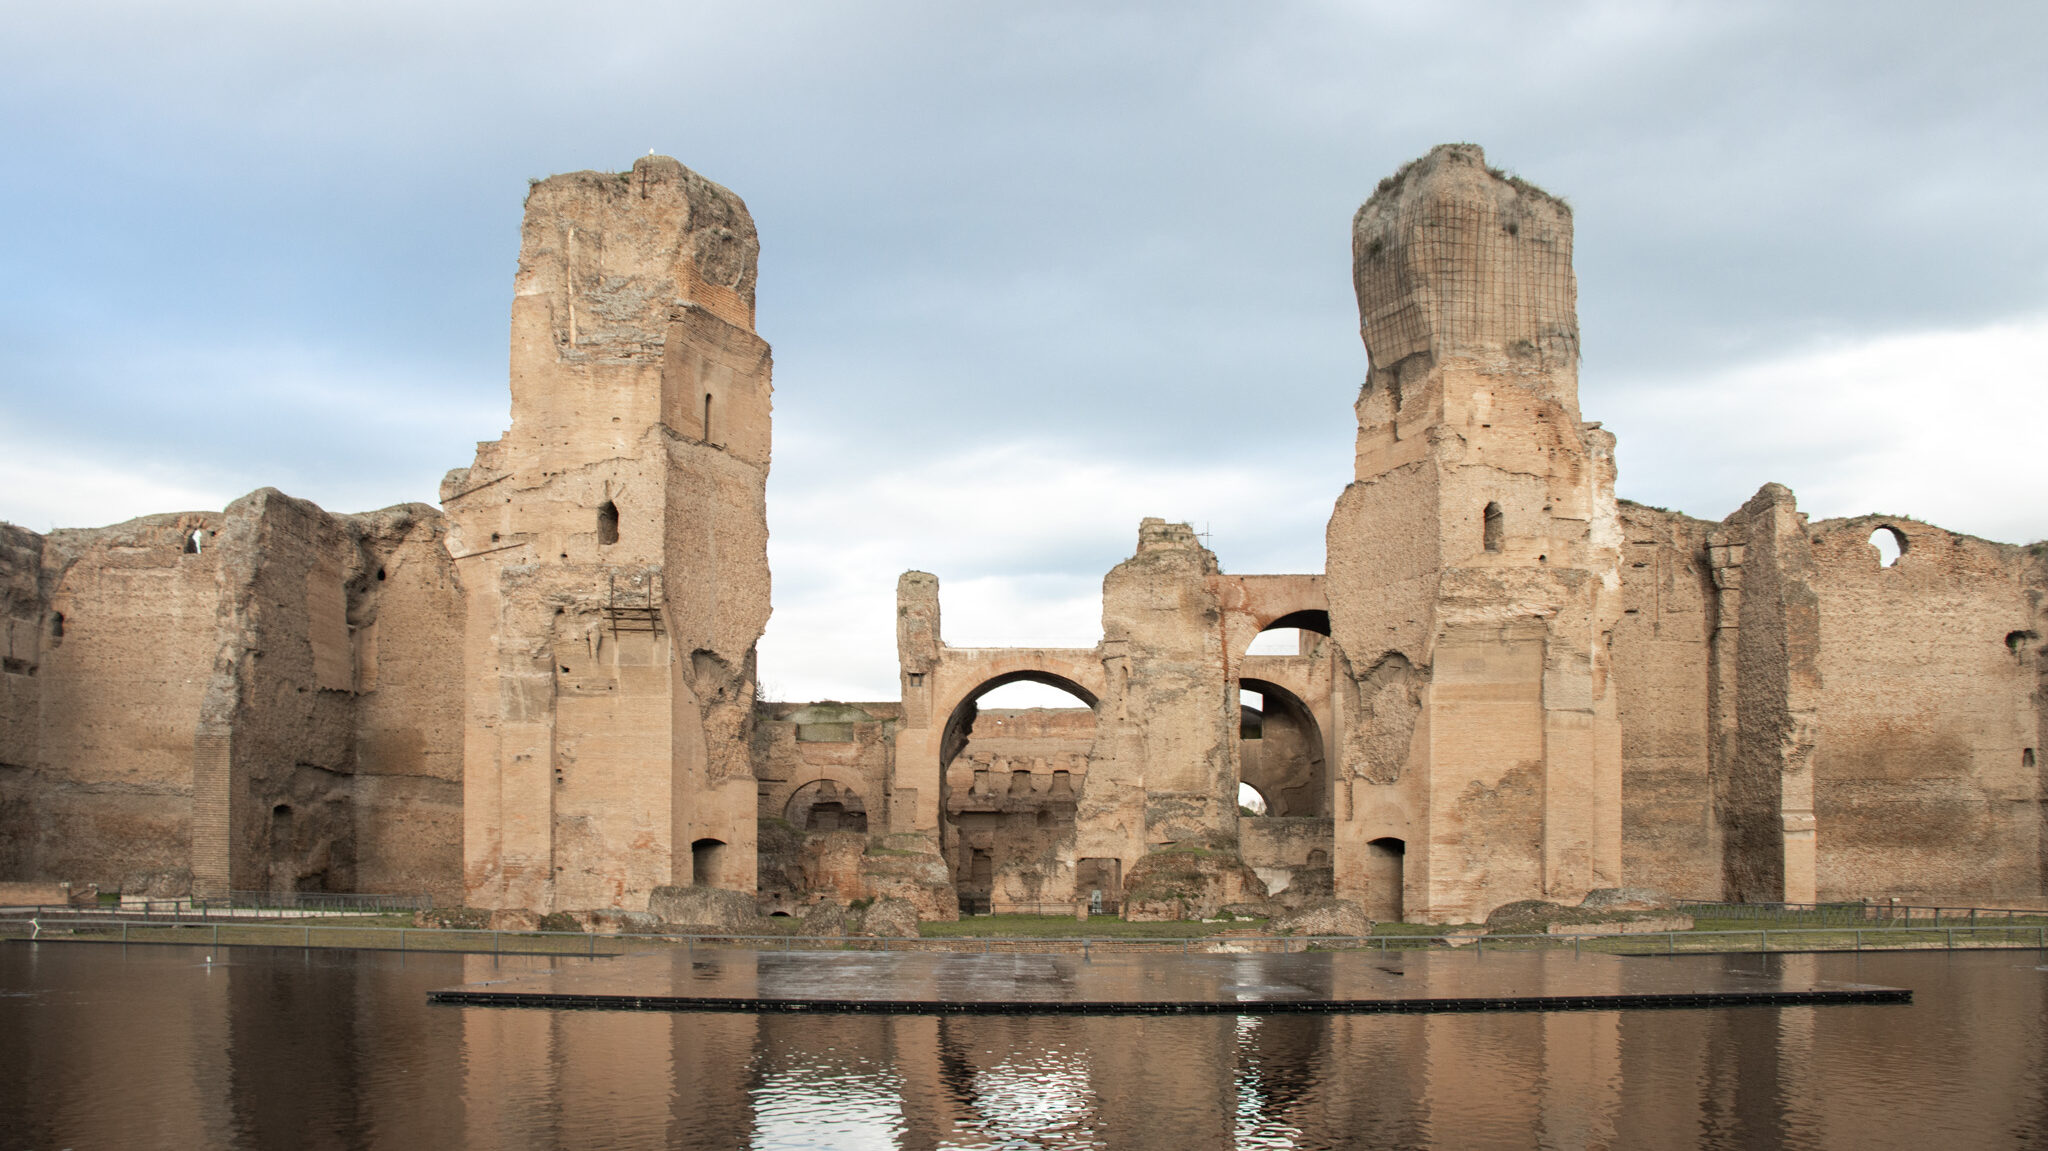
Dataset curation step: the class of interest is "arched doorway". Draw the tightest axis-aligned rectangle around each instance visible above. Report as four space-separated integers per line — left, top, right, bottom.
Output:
1237 678 1328 818
1365 837 1405 921
939 672 1099 914
1236 674 1335 901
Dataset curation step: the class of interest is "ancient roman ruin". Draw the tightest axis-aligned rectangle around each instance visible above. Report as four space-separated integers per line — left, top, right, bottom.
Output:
3 145 2043 923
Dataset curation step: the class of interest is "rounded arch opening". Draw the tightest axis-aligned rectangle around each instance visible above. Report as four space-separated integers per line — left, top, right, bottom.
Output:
1238 781 1269 816
939 670 1099 774
690 838 727 887
1237 678 1328 818
597 500 621 546
183 529 204 555
784 778 868 833
1245 609 1332 656
938 669 1098 915
1870 525 1906 568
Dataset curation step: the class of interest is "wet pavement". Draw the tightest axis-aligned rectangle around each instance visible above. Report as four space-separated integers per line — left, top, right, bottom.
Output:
428 947 1908 1014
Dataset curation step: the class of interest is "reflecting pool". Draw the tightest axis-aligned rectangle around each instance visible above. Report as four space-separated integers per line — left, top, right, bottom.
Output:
3 943 2045 1149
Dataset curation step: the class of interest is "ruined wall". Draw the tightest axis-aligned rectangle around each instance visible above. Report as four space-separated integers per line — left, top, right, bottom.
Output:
26 515 219 890
448 154 770 912
0 497 465 900
348 506 467 904
1708 485 1821 903
752 701 899 904
192 491 361 897
663 299 773 895
1805 517 2044 902
1095 519 1233 847
1612 502 1720 898
1326 142 1624 922
0 524 48 878
1241 816 1335 898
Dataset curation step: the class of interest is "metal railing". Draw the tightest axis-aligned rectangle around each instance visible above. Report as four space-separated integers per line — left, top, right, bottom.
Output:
212 891 433 912
1675 900 2047 927
7 916 2048 959
0 893 431 923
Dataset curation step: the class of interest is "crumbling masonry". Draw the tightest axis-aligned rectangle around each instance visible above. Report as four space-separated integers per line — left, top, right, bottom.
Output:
4 145 2044 922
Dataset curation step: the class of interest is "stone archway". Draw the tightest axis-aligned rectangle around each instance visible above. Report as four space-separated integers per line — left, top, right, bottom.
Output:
935 669 1099 913
783 777 869 833
1237 677 1336 902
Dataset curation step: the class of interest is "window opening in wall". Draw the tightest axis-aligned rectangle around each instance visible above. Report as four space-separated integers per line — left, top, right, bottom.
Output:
598 500 620 546
703 393 713 443
691 838 727 887
184 529 203 555
1238 782 1269 816
1483 502 1504 552
50 612 64 643
2025 749 2036 768
376 567 386 582
1870 526 1906 567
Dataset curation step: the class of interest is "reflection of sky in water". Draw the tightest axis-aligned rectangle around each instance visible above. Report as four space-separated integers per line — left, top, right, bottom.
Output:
1232 1017 1306 1150
752 1065 908 1150
948 1048 1103 1149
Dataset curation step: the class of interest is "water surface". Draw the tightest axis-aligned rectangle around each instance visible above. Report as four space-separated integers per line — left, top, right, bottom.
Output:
2 942 2044 1149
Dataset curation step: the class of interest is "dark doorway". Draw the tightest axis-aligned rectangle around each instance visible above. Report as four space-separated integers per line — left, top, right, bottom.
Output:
1366 837 1405 921
691 838 727 887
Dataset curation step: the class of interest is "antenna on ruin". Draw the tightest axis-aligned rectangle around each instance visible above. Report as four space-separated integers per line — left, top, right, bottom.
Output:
1197 522 1212 546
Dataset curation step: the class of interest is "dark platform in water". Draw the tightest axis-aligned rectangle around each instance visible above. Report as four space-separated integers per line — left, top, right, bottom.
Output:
428 948 1910 1015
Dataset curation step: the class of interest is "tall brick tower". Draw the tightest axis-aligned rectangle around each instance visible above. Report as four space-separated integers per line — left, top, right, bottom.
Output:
445 156 771 912
1325 144 1624 922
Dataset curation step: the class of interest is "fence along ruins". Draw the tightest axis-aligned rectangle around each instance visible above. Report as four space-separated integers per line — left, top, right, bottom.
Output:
2 144 2044 923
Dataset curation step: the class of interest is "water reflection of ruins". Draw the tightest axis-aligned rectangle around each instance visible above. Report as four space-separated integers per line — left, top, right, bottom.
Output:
16 946 2045 1149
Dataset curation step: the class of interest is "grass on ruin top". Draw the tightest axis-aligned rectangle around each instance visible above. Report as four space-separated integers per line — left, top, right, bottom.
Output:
918 914 1267 939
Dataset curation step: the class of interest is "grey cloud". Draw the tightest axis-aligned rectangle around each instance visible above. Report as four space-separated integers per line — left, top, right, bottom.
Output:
2 0 2044 692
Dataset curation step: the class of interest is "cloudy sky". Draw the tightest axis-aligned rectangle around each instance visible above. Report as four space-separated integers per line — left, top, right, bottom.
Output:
2 1 2044 702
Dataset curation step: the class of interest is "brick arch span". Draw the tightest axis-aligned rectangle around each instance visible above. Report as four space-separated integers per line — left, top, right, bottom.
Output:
762 764 873 830
1213 573 1330 663
932 654 1105 774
